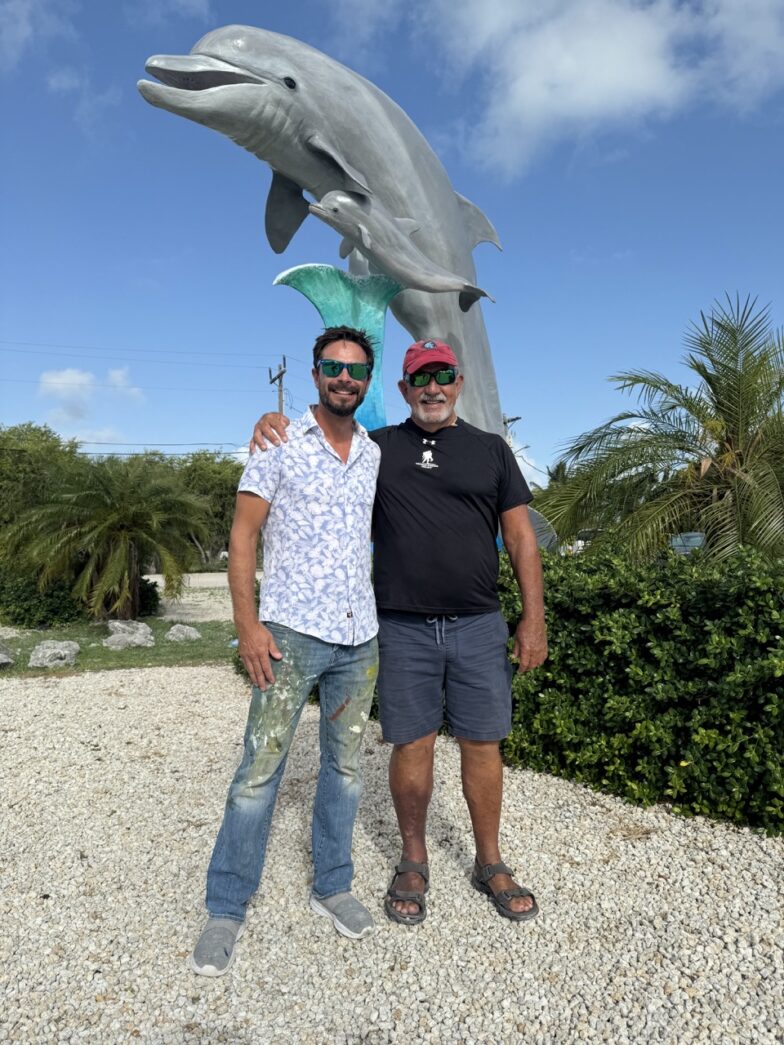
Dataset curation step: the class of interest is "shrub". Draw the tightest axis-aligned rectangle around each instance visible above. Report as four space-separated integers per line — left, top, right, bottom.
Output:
0 568 84 628
499 548 783 835
138 577 161 618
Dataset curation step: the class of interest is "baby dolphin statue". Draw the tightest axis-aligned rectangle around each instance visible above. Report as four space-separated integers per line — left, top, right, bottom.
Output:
309 192 494 313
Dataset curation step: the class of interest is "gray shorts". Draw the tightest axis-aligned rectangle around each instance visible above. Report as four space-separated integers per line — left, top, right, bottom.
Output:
376 610 514 744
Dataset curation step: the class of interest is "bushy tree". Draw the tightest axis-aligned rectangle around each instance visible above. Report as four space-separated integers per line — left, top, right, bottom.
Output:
178 451 243 563
539 296 784 560
0 423 80 529
2 455 211 619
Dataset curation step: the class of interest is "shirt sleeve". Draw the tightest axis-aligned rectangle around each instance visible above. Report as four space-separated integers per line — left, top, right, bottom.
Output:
238 448 282 503
497 438 533 512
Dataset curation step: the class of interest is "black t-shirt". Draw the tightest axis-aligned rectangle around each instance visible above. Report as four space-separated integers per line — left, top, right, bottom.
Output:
369 418 532 614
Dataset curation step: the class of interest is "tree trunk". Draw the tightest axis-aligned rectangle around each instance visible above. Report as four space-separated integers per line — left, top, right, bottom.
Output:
128 543 140 620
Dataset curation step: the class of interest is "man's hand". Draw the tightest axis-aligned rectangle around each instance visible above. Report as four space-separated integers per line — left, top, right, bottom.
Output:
249 412 291 453
238 621 283 690
512 616 548 672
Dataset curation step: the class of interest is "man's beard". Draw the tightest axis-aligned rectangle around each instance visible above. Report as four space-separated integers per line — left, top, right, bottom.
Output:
410 393 451 426
319 383 366 417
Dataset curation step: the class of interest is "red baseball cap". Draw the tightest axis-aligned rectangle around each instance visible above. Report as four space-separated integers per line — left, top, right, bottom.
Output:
402 338 459 375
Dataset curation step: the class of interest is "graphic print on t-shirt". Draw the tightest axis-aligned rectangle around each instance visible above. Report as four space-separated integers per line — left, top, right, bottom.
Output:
415 437 438 470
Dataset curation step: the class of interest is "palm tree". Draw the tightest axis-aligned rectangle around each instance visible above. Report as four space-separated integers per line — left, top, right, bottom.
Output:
539 295 784 560
2 455 211 618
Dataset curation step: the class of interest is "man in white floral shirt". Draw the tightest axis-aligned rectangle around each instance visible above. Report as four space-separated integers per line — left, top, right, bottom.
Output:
190 327 381 977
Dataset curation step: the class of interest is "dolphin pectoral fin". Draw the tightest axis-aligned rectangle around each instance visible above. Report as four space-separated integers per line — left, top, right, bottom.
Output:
454 192 502 251
339 236 355 259
265 172 310 253
306 135 372 196
393 218 420 237
358 224 373 251
459 285 494 313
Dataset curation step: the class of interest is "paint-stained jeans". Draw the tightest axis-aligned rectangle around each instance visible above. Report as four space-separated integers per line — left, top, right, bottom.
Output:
205 624 378 922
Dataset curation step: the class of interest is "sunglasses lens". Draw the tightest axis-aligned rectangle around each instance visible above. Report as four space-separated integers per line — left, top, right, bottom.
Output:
319 360 370 379
346 363 370 380
410 368 456 386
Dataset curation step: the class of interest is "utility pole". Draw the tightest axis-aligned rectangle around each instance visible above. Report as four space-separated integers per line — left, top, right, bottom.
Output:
268 356 287 414
503 414 521 449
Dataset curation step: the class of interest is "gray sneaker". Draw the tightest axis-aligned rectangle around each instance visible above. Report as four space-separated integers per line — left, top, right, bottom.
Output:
189 917 245 977
309 892 375 939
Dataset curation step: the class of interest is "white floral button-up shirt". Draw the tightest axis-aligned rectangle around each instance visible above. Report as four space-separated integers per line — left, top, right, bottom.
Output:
238 407 381 645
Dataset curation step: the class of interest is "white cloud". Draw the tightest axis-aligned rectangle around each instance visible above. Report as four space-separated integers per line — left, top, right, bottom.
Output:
326 0 407 61
327 0 784 176
123 0 212 27
39 367 96 420
46 64 121 135
107 367 143 400
0 0 78 70
46 65 83 93
38 366 144 421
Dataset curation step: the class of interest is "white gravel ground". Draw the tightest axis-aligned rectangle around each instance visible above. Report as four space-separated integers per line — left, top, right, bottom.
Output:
1 666 781 1044
145 573 249 624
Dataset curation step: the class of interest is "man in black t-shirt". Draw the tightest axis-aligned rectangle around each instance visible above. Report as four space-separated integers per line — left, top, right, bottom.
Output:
252 337 547 925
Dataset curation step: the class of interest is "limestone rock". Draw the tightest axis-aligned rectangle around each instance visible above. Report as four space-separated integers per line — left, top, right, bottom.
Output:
28 640 80 668
102 620 155 650
164 624 202 642
0 640 14 668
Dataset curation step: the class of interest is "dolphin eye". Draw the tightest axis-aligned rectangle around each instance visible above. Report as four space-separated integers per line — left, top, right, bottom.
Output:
283 76 297 89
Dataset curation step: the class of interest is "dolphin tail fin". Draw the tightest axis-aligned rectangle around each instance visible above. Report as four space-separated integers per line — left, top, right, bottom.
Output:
266 172 309 254
455 192 502 251
459 285 495 313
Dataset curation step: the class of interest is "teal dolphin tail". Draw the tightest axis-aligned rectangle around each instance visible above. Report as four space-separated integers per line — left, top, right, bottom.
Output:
273 264 401 431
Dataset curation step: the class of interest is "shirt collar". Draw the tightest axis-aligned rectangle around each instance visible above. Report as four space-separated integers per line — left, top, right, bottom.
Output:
303 405 370 441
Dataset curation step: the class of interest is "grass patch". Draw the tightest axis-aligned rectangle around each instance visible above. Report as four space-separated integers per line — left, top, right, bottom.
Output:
0 617 237 678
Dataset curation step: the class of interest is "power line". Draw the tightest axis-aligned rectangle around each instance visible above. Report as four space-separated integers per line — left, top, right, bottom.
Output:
0 338 309 366
0 377 280 394
0 346 268 371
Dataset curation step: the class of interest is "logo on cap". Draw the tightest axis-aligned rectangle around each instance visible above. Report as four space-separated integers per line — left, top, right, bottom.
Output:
423 340 437 349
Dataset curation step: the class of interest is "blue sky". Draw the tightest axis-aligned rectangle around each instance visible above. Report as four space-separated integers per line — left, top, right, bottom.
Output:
2 0 783 483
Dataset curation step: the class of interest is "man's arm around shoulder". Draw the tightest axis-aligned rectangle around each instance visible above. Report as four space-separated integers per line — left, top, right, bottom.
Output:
229 491 282 691
499 504 548 672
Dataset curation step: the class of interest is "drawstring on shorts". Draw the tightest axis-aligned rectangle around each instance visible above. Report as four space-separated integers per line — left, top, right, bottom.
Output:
425 615 458 646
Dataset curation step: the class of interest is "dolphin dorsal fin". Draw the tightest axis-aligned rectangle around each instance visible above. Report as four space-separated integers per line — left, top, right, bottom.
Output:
265 172 310 254
307 134 372 197
394 217 420 237
454 192 502 251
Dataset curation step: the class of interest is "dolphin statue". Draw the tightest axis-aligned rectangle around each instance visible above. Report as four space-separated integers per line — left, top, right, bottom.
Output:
308 191 494 314
138 24 506 435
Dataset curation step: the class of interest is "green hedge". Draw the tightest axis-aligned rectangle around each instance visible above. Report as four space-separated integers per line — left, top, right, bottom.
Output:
499 548 783 835
0 568 84 628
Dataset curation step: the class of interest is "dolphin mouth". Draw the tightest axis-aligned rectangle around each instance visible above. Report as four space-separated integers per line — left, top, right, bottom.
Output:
141 53 265 93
